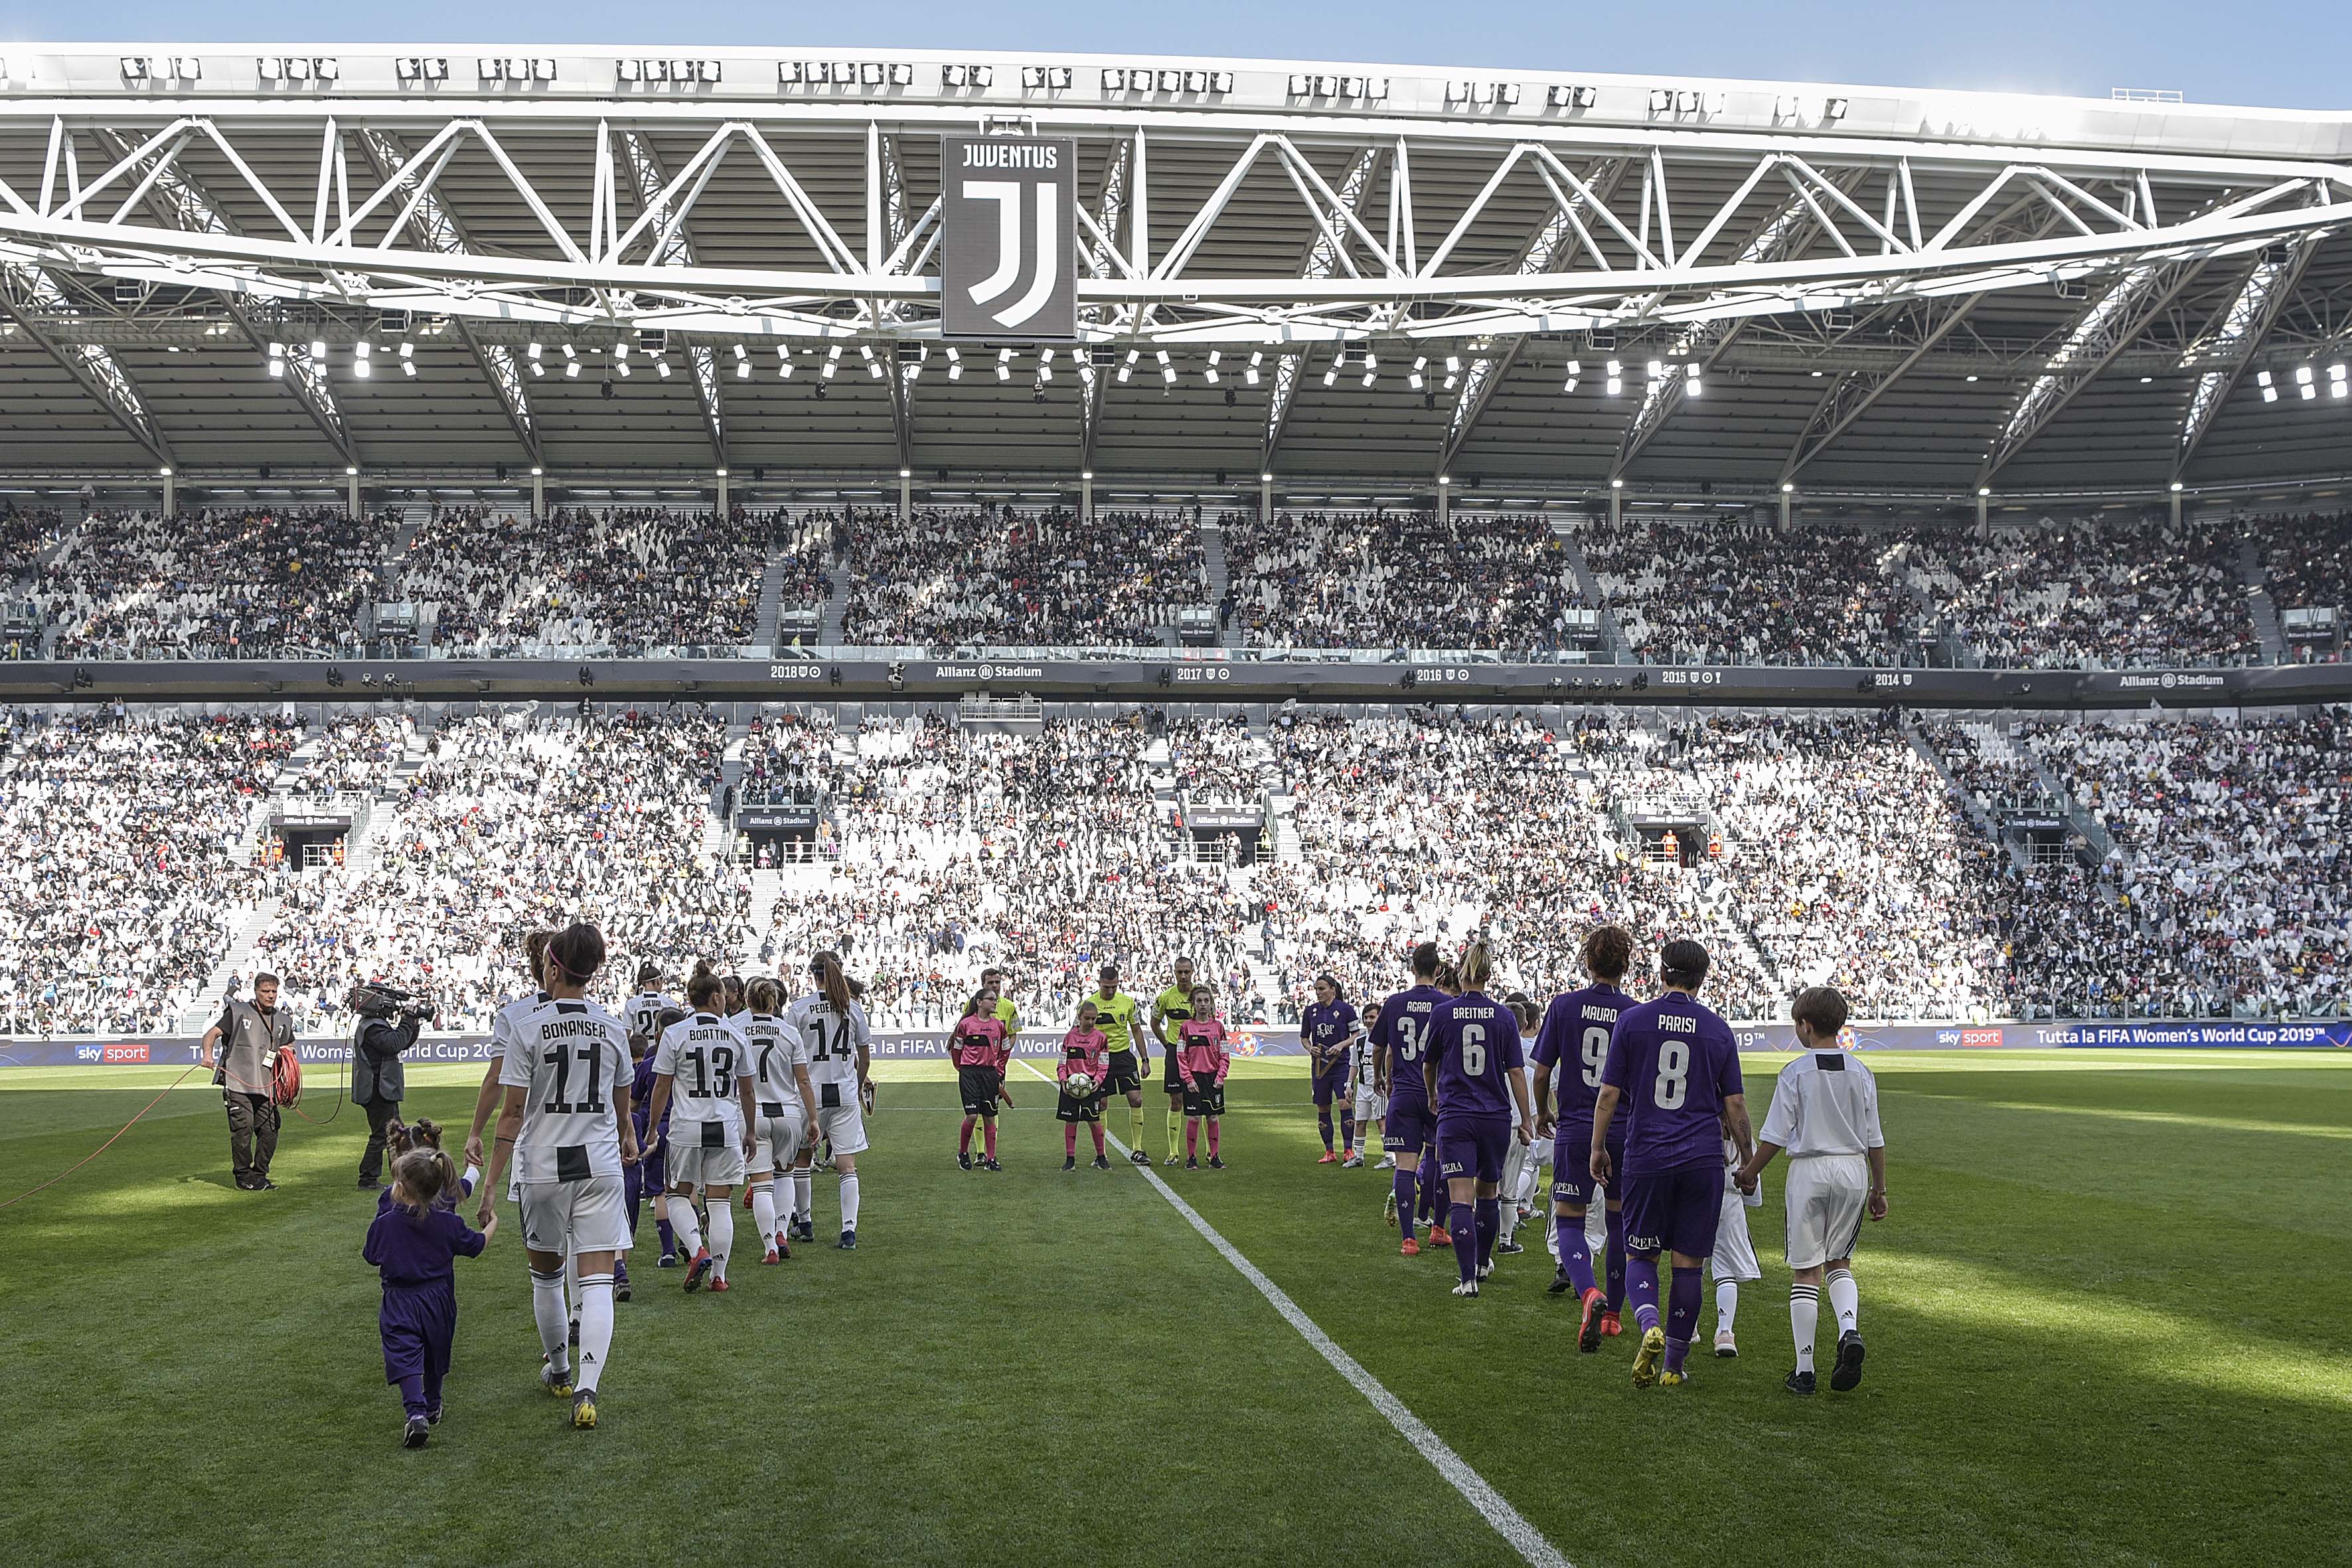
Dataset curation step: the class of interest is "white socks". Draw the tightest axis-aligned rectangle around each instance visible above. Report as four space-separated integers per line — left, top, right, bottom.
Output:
838 1172 861 1233
1826 1267 1859 1334
575 1273 614 1394
531 1268 570 1372
707 1200 735 1282
751 1184 780 1247
1717 1279 1740 1335
793 1168 813 1225
564 1253 580 1322
666 1194 705 1257
1790 1282 1820 1373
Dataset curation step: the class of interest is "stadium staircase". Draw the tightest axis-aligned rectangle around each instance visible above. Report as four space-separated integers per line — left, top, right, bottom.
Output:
1552 522 1631 662
1906 717 2029 872
2024 747 2120 869
2238 538 2288 665
743 872 783 969
1200 516 1239 649
819 573 850 646
753 546 788 653
177 898 283 1034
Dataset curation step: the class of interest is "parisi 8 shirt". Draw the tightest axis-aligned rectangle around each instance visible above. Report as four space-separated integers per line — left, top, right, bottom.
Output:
1599 990 1744 1177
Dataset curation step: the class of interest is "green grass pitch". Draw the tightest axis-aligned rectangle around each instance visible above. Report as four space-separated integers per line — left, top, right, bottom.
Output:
3 1050 2347 1567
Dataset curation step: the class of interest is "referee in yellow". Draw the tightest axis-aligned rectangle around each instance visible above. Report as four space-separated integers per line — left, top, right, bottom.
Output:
1150 959 1197 1167
1087 965 1153 1165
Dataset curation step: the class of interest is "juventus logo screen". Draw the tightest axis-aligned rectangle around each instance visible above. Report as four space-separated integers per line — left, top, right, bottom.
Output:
941 136 1079 341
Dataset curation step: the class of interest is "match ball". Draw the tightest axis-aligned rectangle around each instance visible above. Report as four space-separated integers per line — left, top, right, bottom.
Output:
1064 1071 1098 1099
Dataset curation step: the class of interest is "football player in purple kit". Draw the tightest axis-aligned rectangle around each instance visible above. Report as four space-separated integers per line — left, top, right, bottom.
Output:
1371 942 1452 1256
1423 942 1535 1296
1591 938 1754 1388
1531 923 1637 1351
1300 975 1362 1165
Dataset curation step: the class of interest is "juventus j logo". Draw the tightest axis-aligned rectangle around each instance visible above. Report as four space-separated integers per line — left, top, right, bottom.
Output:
961 179 1060 331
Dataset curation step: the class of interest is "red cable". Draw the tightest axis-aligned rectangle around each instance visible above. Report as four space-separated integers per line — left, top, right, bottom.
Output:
0 1061 202 1210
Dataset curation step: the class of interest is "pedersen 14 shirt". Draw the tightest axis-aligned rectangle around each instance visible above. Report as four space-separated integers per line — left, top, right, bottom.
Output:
1599 989 1744 1177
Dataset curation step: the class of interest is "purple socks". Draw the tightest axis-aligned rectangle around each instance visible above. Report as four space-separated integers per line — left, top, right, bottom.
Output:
1604 1206 1628 1312
1339 1111 1355 1152
1450 1202 1479 1287
1474 1197 1500 1269
1664 1266 1701 1374
1557 1214 1597 1295
1394 1166 1418 1243
1317 1110 1335 1151
1626 1253 1662 1333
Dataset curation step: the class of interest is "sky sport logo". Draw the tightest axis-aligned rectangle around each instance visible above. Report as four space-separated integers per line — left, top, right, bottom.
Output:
942 136 1077 340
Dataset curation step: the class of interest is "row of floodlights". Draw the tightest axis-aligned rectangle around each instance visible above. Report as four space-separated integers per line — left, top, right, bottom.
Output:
2257 364 2350 402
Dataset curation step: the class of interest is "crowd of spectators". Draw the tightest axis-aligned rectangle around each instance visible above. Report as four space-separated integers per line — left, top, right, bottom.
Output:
404 505 781 655
1921 720 2059 817
2245 509 2351 655
1221 510 1588 655
1911 518 2254 668
40 508 394 659
249 706 747 1032
2021 710 2351 1018
0 711 292 1034
836 505 1205 648
11 698 2351 1036
1581 516 1923 666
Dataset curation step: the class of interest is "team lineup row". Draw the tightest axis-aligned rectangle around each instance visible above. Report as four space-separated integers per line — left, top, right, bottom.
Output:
360 915 1887 1446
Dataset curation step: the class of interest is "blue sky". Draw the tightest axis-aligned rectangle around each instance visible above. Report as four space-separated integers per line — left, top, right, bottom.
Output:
5 1 2345 110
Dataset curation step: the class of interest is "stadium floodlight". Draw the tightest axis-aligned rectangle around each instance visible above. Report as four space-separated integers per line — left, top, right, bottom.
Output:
888 62 914 86
1610 477 1623 489
1966 373 1980 382
2296 364 2315 385
170 56 201 81
1648 359 1666 379
353 343 371 377
1606 359 1623 378
121 55 152 79
615 359 630 377
619 59 643 82
561 343 576 359
1117 363 1132 384
1158 70 1183 93
1605 376 1622 395
1323 364 1339 387
402 358 417 378
529 361 544 378
1245 351 1263 386
779 347 796 379
1782 482 1795 494
1825 97 1849 119
309 339 327 360
776 60 802 84
657 358 673 378
565 361 580 378
1105 68 1130 92
1205 350 1220 385
944 64 968 88
1647 88 1671 113
1260 471 1273 482
1686 372 1702 397
527 342 542 360
347 465 358 476
2169 481 2183 492
1445 356 1461 375
1978 487 1991 497
1437 475 1450 487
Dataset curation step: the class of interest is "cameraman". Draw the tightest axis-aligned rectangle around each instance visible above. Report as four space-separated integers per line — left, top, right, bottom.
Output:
350 983 431 1189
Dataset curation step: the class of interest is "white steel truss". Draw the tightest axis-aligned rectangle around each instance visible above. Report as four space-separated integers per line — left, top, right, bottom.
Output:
0 262 174 467
0 103 2343 353
617 127 727 467
84 125 358 467
1263 144 1383 473
355 127 540 469
2173 235 2324 481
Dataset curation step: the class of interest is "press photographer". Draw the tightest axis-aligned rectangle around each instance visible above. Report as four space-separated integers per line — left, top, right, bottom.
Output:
351 983 436 1189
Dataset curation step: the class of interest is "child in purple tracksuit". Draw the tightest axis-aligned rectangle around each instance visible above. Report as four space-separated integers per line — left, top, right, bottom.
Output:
363 1136 495 1448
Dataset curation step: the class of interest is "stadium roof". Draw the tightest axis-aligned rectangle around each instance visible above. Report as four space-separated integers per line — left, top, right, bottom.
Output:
0 44 2348 506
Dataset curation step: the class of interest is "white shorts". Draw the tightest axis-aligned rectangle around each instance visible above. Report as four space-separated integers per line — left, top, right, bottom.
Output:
518 1174 632 1255
1352 1083 1386 1123
816 1102 869 1158
1709 1182 1763 1283
669 1142 748 1190
753 1111 808 1177
1783 1154 1869 1271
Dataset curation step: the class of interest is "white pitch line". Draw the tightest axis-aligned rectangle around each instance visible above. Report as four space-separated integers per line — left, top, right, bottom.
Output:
1013 1059 1571 1568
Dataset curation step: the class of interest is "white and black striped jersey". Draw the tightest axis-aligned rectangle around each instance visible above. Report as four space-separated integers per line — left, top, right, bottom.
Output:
784 993 871 1105
653 1011 753 1133
623 989 680 1046
489 988 551 1166
496 995 632 1184
741 1012 812 1117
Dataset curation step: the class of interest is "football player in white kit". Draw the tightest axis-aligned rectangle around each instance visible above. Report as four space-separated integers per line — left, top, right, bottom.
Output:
1697 1129 1764 1358
475 922 637 1431
621 961 678 1050
741 975 817 1263
643 963 759 1294
785 951 872 1249
1736 984 1888 1396
1354 1001 1389 1170
463 930 575 1325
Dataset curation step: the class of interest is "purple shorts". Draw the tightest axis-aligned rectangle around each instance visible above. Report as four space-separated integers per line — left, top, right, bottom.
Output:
1619 1160 1725 1260
1310 1058 1352 1107
1381 1098 1434 1155
1437 1116 1511 1184
1551 1121 1624 1206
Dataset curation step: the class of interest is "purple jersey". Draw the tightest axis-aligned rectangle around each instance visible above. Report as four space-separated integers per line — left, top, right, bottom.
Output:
1529 982 1632 1129
1601 990 1744 1176
1301 1000 1360 1067
1370 983 1449 1106
1427 990 1525 1119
